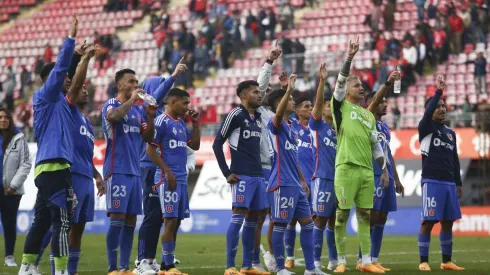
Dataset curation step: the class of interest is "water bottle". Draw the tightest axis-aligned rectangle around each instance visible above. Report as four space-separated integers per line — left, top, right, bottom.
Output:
136 92 157 107
393 66 401 94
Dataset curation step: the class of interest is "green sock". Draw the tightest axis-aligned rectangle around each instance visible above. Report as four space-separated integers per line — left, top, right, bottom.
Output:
334 209 350 258
356 210 371 257
54 256 68 271
21 254 37 265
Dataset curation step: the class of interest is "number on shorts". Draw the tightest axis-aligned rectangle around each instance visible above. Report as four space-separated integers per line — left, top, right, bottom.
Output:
426 197 437 208
375 187 382 197
112 185 127 197
318 191 331 203
164 191 178 203
280 197 294 208
238 181 246 193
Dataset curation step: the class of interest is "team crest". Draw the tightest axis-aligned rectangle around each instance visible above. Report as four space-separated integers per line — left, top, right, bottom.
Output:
124 115 128 121
429 209 435 216
281 210 288 219
447 133 453 141
237 195 244 203
341 198 346 205
172 127 177 136
299 129 304 136
244 119 250 127
257 120 261 128
166 205 173 213
113 200 120 208
317 205 324 212
327 129 332 136
362 111 369 120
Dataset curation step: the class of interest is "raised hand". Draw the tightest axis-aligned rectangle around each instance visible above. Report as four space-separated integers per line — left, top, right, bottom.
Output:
348 36 360 58
436 75 445 91
268 40 282 61
279 71 288 88
319 63 327 80
387 67 401 84
287 72 297 91
131 88 145 102
70 14 78 38
189 109 200 125
74 40 88 55
84 43 99 58
171 56 188 78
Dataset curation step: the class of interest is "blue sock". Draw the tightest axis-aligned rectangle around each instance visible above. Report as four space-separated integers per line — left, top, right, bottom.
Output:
242 218 257 268
252 247 261 265
358 246 362 261
226 214 245 268
119 224 135 271
162 241 175 268
68 248 81 274
326 226 337 262
106 218 124 272
49 251 55 275
313 225 325 262
35 227 53 266
418 233 431 262
440 232 452 262
284 224 296 258
272 223 287 271
300 222 315 271
370 224 385 260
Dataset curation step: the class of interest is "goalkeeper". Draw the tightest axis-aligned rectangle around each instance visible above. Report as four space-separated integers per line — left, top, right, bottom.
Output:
330 37 388 274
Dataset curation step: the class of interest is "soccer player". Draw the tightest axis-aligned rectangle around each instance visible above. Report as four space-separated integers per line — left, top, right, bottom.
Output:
358 70 405 272
330 37 387 273
213 80 270 275
102 69 156 275
18 15 80 275
146 88 200 275
284 96 314 269
309 64 338 271
135 58 187 274
417 76 464 271
267 74 327 275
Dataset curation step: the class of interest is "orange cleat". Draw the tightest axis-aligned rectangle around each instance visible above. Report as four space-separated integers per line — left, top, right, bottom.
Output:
240 267 271 275
356 261 363 271
157 268 189 275
418 262 431 271
360 263 385 273
224 267 244 275
440 262 465 271
108 272 119 275
333 263 347 273
285 259 295 269
373 263 391 272
119 270 136 275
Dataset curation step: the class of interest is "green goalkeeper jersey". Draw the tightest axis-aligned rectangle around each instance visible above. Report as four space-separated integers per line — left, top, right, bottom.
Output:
331 98 376 170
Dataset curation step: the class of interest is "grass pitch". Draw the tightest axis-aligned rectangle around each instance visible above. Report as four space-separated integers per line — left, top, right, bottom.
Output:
1 235 489 274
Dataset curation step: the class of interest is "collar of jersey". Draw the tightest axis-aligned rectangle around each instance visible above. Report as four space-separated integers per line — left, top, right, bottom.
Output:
239 104 261 119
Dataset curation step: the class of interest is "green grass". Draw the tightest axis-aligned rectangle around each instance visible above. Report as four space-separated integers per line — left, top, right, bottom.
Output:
1 235 489 274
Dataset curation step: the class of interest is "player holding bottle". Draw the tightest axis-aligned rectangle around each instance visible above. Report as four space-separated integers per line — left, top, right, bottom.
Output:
417 76 464 271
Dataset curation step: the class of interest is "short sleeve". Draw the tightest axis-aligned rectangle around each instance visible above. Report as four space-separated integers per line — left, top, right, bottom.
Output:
309 115 323 131
268 119 282 135
151 116 166 146
102 99 119 120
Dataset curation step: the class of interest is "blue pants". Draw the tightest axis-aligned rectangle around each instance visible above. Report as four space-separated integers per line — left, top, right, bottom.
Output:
137 167 162 260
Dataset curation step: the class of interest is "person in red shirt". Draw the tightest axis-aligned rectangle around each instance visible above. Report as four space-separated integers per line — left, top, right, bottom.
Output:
448 11 464 53
433 26 447 63
43 44 53 63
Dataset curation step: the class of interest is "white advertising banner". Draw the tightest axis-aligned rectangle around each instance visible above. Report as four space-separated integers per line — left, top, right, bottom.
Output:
189 160 232 210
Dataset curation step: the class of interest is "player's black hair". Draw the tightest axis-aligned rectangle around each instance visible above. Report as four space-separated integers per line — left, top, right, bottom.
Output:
324 93 332 102
114 68 136 84
424 96 444 108
40 62 56 82
267 88 286 113
164 88 190 104
294 97 310 108
365 91 376 105
236 80 259 97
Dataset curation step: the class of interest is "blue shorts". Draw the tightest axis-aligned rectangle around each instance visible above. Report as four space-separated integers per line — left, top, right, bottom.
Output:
263 168 271 209
105 174 143 215
373 175 397 213
311 178 336 218
306 179 312 205
269 186 311 223
159 182 190 220
72 173 95 223
232 175 267 211
421 180 462 221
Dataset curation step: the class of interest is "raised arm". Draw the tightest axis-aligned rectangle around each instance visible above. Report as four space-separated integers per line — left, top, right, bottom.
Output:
67 44 98 104
367 69 400 113
257 40 282 99
188 109 201 150
419 76 444 133
272 73 296 127
153 57 187 103
312 63 327 119
140 105 156 143
106 88 142 123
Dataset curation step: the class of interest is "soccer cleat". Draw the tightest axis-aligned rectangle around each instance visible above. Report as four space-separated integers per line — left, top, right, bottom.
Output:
418 262 431 271
133 259 157 275
327 261 338 271
373 263 391 272
151 259 161 273
18 263 37 275
119 270 137 275
5 255 18 267
240 266 271 275
356 261 363 271
108 271 119 275
224 267 243 275
440 262 465 271
174 257 180 265
54 270 69 275
262 250 276 272
251 264 268 273
314 261 326 271
333 264 346 273
159 268 188 275
276 269 295 275
32 265 42 275
285 259 295 269
360 264 385 273
305 269 330 275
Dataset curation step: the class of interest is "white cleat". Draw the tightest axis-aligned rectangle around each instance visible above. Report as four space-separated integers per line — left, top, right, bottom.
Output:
277 269 295 275
174 257 180 264
252 264 268 272
261 245 277 272
151 259 160 273
327 261 338 271
54 270 68 275
18 263 37 275
5 255 18 267
32 265 42 275
305 269 330 275
132 259 157 275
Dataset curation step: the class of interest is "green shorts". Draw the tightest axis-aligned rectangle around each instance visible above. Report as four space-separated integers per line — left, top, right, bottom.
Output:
334 163 374 210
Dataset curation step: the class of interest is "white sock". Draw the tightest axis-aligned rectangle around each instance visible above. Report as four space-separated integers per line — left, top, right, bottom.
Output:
362 254 372 265
338 256 346 264
372 257 379 263
286 256 295 260
314 260 322 267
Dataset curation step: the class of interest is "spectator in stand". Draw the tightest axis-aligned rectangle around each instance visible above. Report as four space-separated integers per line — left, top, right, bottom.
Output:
414 0 426 20
402 40 417 85
43 44 53 63
448 9 464 53
458 3 473 46
34 56 44 77
260 8 276 42
294 39 306 75
468 52 487 94
477 5 489 47
433 25 447 63
384 0 396 31
415 37 427 75
305 0 319 8
426 0 438 19
3 73 15 112
195 39 210 77
245 10 258 49
107 79 117 99
217 0 228 18
392 102 401 129
385 32 401 59
20 66 30 103
280 36 294 73
278 3 294 31
461 96 473 127
111 33 121 54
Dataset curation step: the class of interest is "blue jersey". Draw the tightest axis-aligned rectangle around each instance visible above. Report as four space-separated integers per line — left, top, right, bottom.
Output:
373 120 394 179
33 38 76 165
139 76 175 168
71 108 95 178
418 89 462 186
152 113 191 184
309 115 337 180
212 105 264 178
102 98 146 179
267 119 301 191
291 118 314 182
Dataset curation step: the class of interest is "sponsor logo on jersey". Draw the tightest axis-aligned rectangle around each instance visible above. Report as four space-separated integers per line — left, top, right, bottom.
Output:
243 130 261 139
169 139 188 149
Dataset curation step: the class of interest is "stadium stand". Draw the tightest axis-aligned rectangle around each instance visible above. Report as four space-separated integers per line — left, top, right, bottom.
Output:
0 0 38 22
